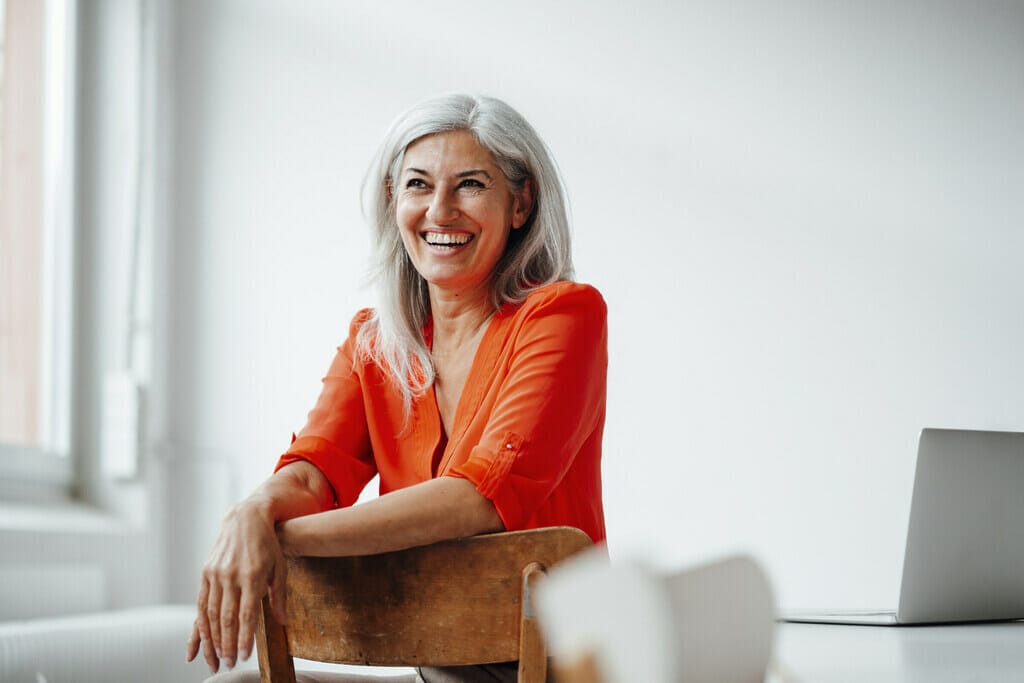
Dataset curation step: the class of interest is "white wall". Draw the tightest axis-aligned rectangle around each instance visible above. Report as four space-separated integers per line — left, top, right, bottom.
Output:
165 0 1024 608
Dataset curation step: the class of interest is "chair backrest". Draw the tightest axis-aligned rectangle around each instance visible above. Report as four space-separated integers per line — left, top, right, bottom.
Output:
256 526 592 683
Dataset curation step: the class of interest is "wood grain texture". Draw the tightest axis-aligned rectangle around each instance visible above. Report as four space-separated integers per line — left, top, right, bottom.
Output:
268 527 590 671
257 595 297 683
517 562 547 682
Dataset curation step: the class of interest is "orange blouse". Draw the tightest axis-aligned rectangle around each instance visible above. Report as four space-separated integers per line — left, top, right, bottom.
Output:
275 280 607 544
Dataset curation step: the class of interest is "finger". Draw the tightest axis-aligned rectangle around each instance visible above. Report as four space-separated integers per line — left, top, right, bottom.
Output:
186 621 201 661
195 577 211 639
269 554 289 625
206 577 224 659
194 577 216 669
236 583 261 662
202 627 220 674
219 583 241 668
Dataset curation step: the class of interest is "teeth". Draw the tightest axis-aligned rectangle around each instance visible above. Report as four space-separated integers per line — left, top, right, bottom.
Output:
424 232 472 246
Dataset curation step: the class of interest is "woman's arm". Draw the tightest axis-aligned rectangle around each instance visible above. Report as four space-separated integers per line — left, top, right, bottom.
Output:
277 475 503 557
186 460 334 674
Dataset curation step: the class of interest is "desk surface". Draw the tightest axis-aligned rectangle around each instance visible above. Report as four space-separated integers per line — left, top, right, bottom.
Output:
774 621 1024 682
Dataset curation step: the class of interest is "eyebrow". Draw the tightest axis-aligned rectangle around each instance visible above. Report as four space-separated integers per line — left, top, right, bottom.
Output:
455 169 492 180
404 167 493 181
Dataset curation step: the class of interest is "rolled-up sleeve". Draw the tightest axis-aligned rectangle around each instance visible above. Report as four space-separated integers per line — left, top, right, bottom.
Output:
446 285 608 532
275 310 377 507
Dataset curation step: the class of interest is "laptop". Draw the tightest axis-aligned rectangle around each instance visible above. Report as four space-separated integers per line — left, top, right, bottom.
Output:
783 428 1024 626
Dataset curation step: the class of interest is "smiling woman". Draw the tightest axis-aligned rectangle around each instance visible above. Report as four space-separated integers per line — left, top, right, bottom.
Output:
190 95 607 683
393 130 537 438
395 130 532 310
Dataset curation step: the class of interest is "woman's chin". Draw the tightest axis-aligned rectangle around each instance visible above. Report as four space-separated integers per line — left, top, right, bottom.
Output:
424 275 492 302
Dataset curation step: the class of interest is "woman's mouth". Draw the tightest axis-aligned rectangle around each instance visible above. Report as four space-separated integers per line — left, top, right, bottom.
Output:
422 231 474 249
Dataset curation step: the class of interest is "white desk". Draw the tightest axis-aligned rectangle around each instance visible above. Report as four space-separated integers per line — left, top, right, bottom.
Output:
775 621 1024 682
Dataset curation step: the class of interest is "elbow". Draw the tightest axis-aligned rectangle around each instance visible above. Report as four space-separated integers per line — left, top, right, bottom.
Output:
477 500 505 536
275 460 337 514
464 482 505 536
438 474 505 537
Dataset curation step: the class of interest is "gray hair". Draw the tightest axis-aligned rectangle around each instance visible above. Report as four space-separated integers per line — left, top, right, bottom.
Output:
356 94 574 405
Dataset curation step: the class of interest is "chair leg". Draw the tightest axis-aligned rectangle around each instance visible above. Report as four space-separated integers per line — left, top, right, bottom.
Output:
518 562 548 683
257 595 297 683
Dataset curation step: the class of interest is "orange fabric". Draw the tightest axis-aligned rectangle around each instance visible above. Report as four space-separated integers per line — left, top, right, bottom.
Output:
275 280 608 544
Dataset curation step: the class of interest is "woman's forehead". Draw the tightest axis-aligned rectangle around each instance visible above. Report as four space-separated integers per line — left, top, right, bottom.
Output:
401 130 498 174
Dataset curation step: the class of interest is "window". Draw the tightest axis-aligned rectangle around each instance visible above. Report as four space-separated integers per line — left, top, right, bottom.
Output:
0 0 75 495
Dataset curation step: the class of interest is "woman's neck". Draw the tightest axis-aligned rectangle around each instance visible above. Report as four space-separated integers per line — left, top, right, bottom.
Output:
428 283 494 353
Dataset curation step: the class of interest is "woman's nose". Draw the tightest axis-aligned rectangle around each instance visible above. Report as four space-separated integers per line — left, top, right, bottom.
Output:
426 191 458 225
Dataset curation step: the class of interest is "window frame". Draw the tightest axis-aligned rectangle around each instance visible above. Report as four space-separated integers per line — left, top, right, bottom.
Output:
0 0 77 499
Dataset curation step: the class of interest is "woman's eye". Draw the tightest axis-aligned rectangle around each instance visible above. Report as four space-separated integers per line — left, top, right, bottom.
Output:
405 178 427 189
458 178 485 189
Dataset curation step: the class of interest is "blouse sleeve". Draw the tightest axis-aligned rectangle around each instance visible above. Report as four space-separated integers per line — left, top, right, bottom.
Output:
446 283 608 531
274 310 378 507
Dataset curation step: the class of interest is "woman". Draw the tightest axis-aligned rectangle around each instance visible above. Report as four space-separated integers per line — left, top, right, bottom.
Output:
187 94 607 682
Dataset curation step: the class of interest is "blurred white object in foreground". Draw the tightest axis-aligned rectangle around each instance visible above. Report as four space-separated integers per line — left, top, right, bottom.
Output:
535 551 775 682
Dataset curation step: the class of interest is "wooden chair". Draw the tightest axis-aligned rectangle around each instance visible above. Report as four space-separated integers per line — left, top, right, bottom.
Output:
255 526 592 683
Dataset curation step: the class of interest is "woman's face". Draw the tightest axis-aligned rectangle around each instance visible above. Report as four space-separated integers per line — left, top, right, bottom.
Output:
395 130 532 301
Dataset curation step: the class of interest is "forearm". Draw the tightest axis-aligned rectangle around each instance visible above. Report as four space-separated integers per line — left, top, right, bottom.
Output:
241 460 335 523
277 476 503 557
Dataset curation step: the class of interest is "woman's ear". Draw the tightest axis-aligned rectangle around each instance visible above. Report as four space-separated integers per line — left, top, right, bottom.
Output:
511 178 535 230
385 177 394 202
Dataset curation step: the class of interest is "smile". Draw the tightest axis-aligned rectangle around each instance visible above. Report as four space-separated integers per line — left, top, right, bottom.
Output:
422 231 474 248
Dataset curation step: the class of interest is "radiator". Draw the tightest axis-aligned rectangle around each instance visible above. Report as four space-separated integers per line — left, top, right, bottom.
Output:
0 565 105 621
0 605 221 683
0 605 418 682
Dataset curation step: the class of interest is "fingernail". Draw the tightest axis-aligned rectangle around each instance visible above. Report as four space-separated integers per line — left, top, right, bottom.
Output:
240 648 251 661
216 648 222 659
224 657 235 669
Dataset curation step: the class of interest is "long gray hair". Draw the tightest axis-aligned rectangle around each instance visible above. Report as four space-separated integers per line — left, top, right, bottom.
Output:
356 94 574 405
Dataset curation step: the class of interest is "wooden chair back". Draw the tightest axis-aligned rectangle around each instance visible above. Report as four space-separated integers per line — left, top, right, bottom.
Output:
256 526 592 683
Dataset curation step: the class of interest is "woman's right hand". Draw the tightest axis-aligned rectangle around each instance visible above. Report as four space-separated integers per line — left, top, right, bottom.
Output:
186 499 289 674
